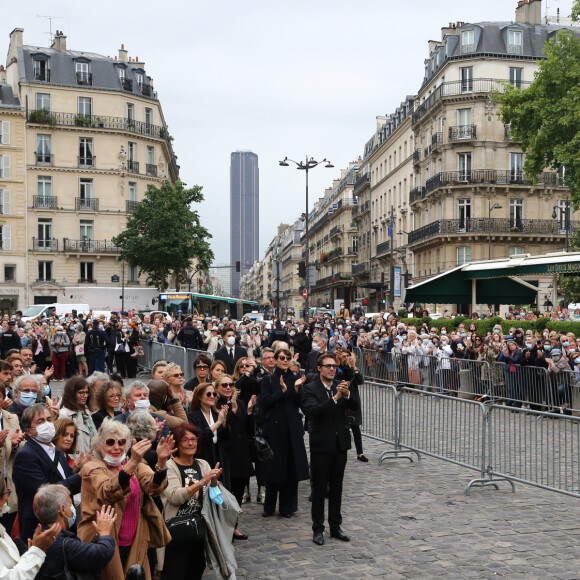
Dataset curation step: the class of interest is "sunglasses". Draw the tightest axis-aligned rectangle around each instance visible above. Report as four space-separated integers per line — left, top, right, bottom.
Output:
220 382 234 387
239 363 250 368
205 392 216 398
171 373 184 378
105 438 127 447
277 355 292 361
320 364 337 369
196 365 209 370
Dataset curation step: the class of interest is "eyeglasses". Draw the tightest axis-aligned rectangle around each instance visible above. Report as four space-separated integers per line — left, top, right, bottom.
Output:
171 373 184 378
195 365 209 370
180 437 198 444
2 489 11 497
220 382 234 387
77 391 89 396
107 393 121 399
320 364 337 369
104 438 127 447
277 355 292 361
205 392 216 398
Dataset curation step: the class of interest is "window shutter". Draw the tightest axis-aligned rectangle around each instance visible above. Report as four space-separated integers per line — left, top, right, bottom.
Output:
2 225 11 250
2 156 10 179
1 122 9 145
2 190 10 215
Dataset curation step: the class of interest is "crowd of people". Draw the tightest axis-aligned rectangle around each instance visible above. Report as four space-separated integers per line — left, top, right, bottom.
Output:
0 301 579 578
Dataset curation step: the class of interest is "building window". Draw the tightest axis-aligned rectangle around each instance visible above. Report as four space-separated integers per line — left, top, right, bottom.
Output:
79 138 94 167
0 225 11 250
351 235 358 253
78 97 92 118
79 178 94 210
33 59 50 81
556 199 571 233
461 29 475 53
0 189 10 215
126 103 135 128
0 155 9 179
128 265 138 283
457 199 472 231
75 61 91 85
36 93 51 111
509 67 523 89
128 142 138 173
509 199 524 230
4 265 15 282
460 67 473 93
508 29 523 54
128 182 137 201
80 262 94 282
457 246 471 266
37 176 52 199
144 108 153 134
37 218 53 249
118 67 125 82
510 152 524 181
146 146 156 176
135 72 144 89
508 247 525 257
457 152 472 181
36 134 52 165
38 261 52 281
0 121 10 145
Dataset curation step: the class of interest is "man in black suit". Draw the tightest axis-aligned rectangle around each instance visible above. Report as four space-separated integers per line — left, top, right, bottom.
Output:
13 404 84 541
213 328 247 374
302 352 359 546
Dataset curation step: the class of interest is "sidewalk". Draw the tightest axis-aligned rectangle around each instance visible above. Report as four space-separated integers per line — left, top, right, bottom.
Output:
233 437 580 579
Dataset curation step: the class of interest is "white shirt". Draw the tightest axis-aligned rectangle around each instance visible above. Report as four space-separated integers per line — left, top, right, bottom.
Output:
0 523 45 579
203 411 218 444
35 440 66 479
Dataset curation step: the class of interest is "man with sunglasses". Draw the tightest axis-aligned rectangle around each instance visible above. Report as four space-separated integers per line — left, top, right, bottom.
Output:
302 353 359 546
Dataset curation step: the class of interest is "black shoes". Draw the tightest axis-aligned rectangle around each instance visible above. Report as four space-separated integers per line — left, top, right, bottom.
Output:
262 511 274 517
357 454 369 462
313 531 324 546
233 532 248 540
330 528 350 542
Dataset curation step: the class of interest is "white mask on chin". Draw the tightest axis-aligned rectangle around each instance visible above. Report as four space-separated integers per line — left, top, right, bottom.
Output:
103 452 126 466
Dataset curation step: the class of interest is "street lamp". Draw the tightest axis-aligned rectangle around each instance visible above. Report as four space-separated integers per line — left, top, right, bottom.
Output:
279 156 334 317
488 201 502 259
552 201 571 252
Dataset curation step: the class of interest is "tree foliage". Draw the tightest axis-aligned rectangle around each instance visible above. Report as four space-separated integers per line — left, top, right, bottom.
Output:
113 180 214 290
497 30 580 203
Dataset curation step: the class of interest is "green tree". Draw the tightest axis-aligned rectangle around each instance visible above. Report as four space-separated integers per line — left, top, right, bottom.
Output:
113 180 213 289
496 29 580 201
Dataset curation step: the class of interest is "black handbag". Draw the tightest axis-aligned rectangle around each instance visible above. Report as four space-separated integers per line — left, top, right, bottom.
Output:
165 507 205 546
46 538 101 580
253 426 274 462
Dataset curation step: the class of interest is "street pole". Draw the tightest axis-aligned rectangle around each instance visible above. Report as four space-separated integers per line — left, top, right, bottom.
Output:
488 201 502 259
389 205 395 310
121 261 125 313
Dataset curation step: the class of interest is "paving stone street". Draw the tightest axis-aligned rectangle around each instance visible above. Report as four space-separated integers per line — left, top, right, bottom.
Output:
233 437 580 580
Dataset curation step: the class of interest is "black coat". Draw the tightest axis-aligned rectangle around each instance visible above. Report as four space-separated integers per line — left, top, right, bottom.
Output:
346 369 364 427
213 345 248 374
260 367 309 483
216 398 253 480
302 378 359 453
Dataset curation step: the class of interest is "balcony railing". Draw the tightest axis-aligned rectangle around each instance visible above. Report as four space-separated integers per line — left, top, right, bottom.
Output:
75 197 99 211
376 240 390 256
352 262 370 276
127 160 139 174
328 248 343 261
449 125 477 141
63 239 121 253
412 78 533 125
424 145 432 158
329 225 343 238
432 132 443 149
409 186 426 204
32 237 58 251
353 172 370 193
408 218 579 245
34 69 50 82
33 195 58 209
78 278 97 283
76 72 92 86
422 169 564 196
314 272 352 288
122 78 133 92
78 156 95 168
35 153 53 166
360 200 370 215
413 149 421 164
146 163 157 176
140 82 154 97
126 200 138 213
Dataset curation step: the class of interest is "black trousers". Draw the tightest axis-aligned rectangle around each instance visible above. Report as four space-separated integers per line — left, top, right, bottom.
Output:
263 480 298 516
310 448 347 534
162 539 205 580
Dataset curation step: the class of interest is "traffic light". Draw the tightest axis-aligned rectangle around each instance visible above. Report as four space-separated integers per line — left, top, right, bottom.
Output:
236 261 241 272
298 261 306 278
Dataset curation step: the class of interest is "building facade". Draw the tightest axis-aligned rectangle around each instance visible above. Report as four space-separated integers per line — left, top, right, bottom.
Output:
230 150 259 297
0 28 178 311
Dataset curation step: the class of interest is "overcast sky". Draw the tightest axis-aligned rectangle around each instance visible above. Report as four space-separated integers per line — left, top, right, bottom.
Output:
2 0 575 265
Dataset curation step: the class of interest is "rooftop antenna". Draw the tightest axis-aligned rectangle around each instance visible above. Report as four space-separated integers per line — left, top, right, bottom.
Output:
37 15 64 45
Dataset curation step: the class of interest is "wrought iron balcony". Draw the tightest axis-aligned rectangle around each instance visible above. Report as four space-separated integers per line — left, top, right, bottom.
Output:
376 240 390 256
32 237 58 251
78 156 95 169
146 163 157 177
409 186 426 204
127 160 139 174
126 200 139 213
76 72 92 86
408 218 579 245
78 278 97 283
33 195 58 209
353 172 370 193
413 149 421 164
432 132 443 148
360 200 370 215
352 262 370 276
122 78 133 92
448 125 477 141
34 69 50 82
329 225 343 238
35 153 53 166
63 239 121 253
328 248 343 261
75 197 99 211
140 82 154 97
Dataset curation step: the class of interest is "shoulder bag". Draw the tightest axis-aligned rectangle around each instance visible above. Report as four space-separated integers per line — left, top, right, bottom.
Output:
165 500 206 546
45 538 101 580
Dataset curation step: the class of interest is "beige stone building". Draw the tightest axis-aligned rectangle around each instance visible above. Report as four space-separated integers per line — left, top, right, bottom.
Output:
0 28 178 311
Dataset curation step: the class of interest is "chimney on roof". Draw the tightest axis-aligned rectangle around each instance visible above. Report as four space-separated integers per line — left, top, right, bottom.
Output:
0 65 5 83
51 30 67 52
119 44 128 62
516 0 542 25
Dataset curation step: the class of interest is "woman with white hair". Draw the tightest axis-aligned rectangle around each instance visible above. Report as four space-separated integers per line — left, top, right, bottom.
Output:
50 325 70 381
78 420 174 579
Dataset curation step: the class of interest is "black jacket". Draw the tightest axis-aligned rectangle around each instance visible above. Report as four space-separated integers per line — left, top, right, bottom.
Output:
177 323 202 350
84 328 107 354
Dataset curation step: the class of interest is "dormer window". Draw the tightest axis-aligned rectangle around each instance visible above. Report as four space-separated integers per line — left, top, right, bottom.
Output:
75 61 92 86
117 65 132 92
135 72 143 89
33 58 50 82
461 29 475 53
508 29 523 54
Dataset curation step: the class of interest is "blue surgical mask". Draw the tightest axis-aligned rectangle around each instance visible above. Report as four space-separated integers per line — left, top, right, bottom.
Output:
312 343 321 351
494 329 500 334
544 345 552 351
461 333 467 338
525 343 533 349
209 485 224 506
19 392 37 407
423 339 429 344
43 385 50 396
66 504 76 528
251 330 257 335
562 341 570 347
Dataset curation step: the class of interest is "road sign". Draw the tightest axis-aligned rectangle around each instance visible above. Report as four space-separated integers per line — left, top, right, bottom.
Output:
303 288 308 300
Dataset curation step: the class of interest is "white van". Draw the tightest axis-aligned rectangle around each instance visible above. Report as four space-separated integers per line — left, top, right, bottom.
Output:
21 303 90 322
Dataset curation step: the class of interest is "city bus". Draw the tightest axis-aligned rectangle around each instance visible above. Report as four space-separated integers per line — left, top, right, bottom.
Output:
157 292 260 320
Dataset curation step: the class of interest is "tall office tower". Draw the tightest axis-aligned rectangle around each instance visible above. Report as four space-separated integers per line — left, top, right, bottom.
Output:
230 150 259 297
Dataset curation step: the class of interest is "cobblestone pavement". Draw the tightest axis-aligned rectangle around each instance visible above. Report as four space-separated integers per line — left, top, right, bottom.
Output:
233 437 580 580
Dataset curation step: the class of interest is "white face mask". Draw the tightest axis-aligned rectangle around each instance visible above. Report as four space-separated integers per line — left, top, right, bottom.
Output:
133 399 150 412
226 336 236 346
1 503 9 515
34 421 56 444
103 452 126 466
